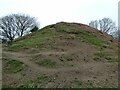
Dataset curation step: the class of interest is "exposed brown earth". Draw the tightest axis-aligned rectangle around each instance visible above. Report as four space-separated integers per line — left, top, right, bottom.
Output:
2 22 118 88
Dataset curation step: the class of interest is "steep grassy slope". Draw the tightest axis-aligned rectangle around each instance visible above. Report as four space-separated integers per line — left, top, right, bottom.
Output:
8 22 117 51
2 22 118 88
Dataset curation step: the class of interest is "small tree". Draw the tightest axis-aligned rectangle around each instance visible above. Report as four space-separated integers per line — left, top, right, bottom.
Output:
13 14 38 37
30 26 39 33
99 18 116 33
89 20 99 29
89 18 117 34
0 14 38 43
0 16 16 43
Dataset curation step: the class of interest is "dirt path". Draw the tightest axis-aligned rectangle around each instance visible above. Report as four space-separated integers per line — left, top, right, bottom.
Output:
3 51 67 72
3 51 118 73
2 50 118 87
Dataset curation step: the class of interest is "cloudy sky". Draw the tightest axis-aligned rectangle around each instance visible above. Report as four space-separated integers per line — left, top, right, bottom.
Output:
0 0 119 28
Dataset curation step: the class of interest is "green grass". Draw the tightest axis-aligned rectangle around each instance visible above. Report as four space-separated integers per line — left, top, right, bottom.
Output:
37 59 57 68
94 51 118 62
8 22 108 51
55 23 105 47
4 59 25 73
76 31 105 47
72 80 83 88
3 75 118 88
8 29 58 51
2 85 12 88
63 84 72 88
62 80 117 88
55 22 83 34
17 75 49 88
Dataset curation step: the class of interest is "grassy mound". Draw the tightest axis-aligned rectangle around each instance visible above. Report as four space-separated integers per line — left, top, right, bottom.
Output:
7 22 114 52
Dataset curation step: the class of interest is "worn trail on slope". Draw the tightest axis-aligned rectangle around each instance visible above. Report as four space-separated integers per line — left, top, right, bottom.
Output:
3 51 68 72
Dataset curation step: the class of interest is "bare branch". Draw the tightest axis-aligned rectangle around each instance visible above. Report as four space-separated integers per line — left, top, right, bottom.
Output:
0 14 39 43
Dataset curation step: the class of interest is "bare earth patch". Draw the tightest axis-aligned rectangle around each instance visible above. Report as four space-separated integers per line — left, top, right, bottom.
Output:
2 22 119 88
2 45 118 88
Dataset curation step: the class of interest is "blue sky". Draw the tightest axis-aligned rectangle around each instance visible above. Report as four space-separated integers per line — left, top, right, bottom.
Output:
0 0 119 28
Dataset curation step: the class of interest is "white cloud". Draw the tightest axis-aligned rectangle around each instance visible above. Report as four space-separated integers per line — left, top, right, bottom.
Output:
0 0 119 27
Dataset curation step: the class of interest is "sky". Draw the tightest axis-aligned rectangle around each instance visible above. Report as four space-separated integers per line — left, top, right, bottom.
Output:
118 2 120 27
0 0 119 28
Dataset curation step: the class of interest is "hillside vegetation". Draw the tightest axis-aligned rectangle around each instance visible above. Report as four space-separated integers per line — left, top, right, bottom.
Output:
2 22 118 88
8 22 117 51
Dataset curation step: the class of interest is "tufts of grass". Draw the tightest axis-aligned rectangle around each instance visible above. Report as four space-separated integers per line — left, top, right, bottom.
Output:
4 59 25 73
8 44 24 51
63 80 94 88
8 28 58 51
55 23 83 34
63 84 72 88
76 31 105 47
94 51 118 62
72 80 83 88
55 23 105 47
2 85 12 88
63 80 117 88
8 22 108 51
37 59 57 68
17 75 49 88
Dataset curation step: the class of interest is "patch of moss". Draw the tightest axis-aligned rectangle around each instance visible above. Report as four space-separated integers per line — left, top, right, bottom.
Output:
4 59 25 73
17 75 49 88
37 59 57 68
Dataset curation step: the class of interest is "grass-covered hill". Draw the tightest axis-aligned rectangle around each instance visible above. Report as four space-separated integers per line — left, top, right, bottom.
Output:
9 22 118 52
2 22 118 88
